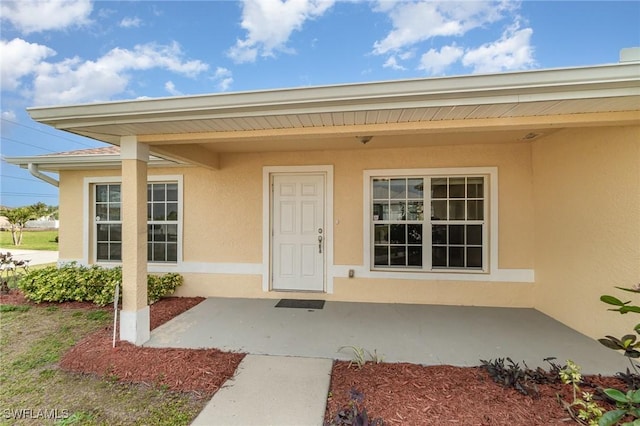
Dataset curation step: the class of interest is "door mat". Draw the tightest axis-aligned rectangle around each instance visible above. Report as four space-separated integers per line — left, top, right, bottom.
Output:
275 299 325 309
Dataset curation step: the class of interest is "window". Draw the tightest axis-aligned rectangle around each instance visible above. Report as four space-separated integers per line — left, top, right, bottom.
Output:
95 184 122 262
147 183 178 262
371 174 487 272
94 181 180 263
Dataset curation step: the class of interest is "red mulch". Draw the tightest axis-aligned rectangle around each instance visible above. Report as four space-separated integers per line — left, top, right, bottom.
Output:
0 288 103 309
59 296 244 396
325 361 624 425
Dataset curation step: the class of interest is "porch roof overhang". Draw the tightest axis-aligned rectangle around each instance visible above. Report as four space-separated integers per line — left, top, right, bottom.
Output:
20 60 640 168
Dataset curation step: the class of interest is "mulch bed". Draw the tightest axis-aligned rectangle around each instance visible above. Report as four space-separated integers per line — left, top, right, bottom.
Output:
59 296 245 396
325 361 624 425
2 291 628 423
0 288 104 309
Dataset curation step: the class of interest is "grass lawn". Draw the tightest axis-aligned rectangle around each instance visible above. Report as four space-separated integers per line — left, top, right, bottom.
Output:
0 230 58 251
0 304 206 425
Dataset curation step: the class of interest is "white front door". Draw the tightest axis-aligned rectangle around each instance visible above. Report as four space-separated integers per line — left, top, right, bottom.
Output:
271 174 325 292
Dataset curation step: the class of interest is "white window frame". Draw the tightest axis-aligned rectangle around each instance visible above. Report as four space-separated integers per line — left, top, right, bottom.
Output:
94 182 123 263
147 182 180 263
83 175 183 266
363 167 498 277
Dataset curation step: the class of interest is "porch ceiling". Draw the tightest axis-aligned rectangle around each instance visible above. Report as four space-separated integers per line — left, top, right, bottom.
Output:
25 61 640 158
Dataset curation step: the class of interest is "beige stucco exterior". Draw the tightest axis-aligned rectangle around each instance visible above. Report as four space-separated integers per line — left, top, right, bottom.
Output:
58 139 538 307
532 125 640 340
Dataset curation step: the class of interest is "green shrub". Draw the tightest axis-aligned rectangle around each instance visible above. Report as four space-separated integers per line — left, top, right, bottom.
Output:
18 263 183 306
147 273 183 304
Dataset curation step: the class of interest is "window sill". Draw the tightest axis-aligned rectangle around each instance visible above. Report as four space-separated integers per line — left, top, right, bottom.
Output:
372 267 487 274
333 265 533 283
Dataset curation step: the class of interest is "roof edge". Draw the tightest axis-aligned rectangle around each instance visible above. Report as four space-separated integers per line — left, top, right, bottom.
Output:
27 61 640 126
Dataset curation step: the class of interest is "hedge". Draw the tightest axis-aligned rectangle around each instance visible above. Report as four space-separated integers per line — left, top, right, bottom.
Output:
18 263 183 306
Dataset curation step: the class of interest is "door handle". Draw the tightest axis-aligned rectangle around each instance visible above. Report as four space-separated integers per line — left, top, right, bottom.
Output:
318 235 323 254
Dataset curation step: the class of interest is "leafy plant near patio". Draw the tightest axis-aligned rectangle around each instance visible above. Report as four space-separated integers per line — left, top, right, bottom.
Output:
18 262 183 306
596 284 640 426
338 346 385 369
558 360 605 425
480 357 564 397
325 388 385 426
599 285 640 376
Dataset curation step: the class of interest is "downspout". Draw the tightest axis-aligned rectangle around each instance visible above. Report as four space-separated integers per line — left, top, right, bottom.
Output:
27 163 59 187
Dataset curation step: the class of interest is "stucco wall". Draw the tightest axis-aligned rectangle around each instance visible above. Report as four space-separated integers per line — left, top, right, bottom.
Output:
58 139 536 307
196 141 535 269
532 125 640 339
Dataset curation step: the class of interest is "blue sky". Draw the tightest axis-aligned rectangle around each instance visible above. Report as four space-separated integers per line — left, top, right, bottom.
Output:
1 0 639 207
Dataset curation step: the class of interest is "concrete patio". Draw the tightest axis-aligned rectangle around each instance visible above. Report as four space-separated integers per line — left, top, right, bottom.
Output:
146 297 627 375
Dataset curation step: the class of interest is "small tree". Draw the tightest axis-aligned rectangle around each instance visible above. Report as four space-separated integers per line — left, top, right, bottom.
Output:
0 203 48 246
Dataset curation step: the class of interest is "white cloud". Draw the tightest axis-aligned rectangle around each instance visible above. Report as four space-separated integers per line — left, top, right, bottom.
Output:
1 110 17 122
30 42 209 105
418 44 464 75
120 16 142 28
373 1 514 55
383 56 406 71
164 81 182 96
462 23 534 73
0 38 56 91
0 0 93 34
228 0 335 63
213 67 233 91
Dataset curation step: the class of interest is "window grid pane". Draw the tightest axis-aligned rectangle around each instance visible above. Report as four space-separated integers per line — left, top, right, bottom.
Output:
372 175 485 271
95 184 122 261
429 176 484 269
372 177 424 268
147 183 179 263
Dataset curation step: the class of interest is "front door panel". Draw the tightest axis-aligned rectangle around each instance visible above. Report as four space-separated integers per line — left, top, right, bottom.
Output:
272 174 325 291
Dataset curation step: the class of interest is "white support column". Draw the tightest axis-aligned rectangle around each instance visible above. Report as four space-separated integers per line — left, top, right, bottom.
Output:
119 136 150 345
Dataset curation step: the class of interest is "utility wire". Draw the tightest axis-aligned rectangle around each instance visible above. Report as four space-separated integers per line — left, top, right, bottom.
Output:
1 136 57 153
1 192 57 197
1 175 50 183
1 117 96 148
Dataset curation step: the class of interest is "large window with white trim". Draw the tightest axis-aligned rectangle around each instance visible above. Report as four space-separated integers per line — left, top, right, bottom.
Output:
94 181 180 263
371 173 487 272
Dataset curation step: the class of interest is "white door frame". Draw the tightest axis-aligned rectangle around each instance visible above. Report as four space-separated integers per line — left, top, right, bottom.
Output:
262 165 334 293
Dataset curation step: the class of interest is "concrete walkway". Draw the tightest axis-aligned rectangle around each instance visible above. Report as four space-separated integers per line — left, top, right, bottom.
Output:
191 355 332 426
0 248 58 266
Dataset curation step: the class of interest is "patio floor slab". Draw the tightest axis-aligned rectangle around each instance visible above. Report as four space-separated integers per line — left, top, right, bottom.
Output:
146 297 628 375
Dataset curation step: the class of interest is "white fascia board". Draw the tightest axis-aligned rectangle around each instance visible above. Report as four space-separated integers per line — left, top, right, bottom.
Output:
27 62 640 128
3 154 179 171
